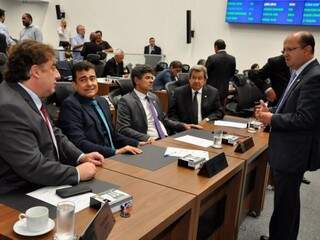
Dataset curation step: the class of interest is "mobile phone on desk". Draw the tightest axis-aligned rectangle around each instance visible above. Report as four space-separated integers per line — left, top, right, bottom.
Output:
56 185 92 198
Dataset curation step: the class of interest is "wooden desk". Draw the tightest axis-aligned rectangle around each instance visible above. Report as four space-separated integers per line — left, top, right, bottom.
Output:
154 90 168 113
103 146 244 240
0 168 196 240
159 117 269 227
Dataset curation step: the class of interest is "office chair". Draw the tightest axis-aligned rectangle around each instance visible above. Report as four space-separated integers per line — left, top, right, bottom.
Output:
155 62 168 74
181 64 190 73
108 79 134 108
57 60 73 81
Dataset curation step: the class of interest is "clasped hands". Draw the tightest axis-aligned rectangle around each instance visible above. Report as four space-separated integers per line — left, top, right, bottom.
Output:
255 100 273 126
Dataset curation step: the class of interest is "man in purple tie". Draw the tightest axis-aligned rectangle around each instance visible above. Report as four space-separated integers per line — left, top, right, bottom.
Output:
256 31 320 240
117 64 200 142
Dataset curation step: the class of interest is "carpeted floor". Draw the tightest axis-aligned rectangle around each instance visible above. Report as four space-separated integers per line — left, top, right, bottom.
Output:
238 170 320 240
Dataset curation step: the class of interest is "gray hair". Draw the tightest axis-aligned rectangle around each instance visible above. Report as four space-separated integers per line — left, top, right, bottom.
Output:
189 64 208 79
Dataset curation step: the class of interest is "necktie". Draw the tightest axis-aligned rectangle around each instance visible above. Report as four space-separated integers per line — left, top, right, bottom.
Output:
192 91 199 124
276 71 297 113
146 96 165 139
40 104 59 158
91 100 115 149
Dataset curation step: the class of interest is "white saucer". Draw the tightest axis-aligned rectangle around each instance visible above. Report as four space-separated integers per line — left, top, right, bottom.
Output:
13 218 55 237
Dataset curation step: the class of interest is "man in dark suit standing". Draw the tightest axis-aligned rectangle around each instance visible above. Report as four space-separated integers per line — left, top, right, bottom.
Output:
103 49 127 77
168 65 224 124
248 55 290 106
0 41 104 194
256 32 320 240
117 65 200 142
144 37 161 55
206 39 236 106
59 61 142 158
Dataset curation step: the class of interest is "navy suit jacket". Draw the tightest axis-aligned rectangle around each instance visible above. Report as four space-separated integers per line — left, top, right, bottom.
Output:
144 45 162 55
168 84 224 123
59 94 138 157
269 59 320 173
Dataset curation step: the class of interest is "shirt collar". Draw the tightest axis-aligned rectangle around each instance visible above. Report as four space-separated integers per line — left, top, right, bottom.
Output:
134 89 149 100
192 87 203 95
295 57 316 77
18 82 42 110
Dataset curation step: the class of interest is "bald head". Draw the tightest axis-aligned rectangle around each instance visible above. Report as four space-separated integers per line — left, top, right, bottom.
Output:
283 31 315 70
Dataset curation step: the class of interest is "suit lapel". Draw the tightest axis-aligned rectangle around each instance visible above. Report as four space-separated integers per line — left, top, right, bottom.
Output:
131 91 148 125
9 83 41 116
279 60 318 111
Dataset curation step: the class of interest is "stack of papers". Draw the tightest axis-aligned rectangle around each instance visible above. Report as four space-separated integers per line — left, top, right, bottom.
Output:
27 186 95 213
174 135 213 148
214 120 247 129
164 147 209 160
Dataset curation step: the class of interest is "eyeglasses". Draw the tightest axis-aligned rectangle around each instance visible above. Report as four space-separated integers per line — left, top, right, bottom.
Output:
281 47 302 54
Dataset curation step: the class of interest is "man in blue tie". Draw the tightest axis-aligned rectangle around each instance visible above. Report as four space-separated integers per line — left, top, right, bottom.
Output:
256 31 320 240
117 65 200 142
59 61 142 157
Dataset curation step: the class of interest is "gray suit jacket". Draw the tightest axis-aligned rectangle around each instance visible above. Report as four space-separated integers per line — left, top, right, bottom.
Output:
117 91 185 141
0 82 82 194
269 59 320 173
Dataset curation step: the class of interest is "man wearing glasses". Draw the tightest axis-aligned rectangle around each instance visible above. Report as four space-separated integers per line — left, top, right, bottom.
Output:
256 32 320 240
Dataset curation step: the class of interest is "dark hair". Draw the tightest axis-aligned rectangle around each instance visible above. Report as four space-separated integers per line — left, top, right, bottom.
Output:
149 37 155 41
72 61 95 81
298 32 315 53
131 64 154 87
197 59 206 66
250 63 259 70
169 60 182 69
95 30 102 36
0 8 5 18
214 39 226 50
5 40 55 83
23 13 33 22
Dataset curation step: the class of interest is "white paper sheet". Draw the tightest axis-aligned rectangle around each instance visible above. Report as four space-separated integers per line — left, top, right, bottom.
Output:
164 147 209 160
27 186 95 213
214 120 247 129
174 135 213 148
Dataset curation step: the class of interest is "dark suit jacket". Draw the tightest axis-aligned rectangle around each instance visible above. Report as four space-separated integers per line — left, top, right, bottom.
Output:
59 94 139 157
168 85 224 123
269 59 320 173
248 55 290 106
206 51 236 102
117 91 185 141
144 45 162 55
0 82 81 194
103 57 125 77
80 41 103 59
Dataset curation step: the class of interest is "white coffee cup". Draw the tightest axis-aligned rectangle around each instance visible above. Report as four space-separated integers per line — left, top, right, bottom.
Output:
19 206 49 232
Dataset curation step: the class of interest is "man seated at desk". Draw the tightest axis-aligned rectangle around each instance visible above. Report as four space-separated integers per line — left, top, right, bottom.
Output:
116 64 200 142
168 65 224 124
59 61 142 158
103 49 128 77
0 41 104 194
153 60 183 90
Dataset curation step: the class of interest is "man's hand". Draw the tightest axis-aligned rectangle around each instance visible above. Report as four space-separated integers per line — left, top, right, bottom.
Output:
256 112 273 125
116 145 142 155
265 88 277 102
80 152 104 166
76 162 96 181
183 124 203 130
147 137 157 143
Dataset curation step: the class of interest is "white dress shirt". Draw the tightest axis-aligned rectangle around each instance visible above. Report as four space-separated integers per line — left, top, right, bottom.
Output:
134 89 168 138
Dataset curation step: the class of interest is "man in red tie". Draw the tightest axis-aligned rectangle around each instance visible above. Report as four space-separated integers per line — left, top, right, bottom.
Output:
0 40 104 194
116 64 200 142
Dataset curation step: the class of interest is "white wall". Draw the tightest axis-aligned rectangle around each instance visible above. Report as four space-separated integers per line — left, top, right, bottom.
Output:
1 0 320 70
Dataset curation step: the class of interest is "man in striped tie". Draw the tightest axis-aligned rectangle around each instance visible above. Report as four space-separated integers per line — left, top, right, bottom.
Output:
117 65 199 142
256 32 320 240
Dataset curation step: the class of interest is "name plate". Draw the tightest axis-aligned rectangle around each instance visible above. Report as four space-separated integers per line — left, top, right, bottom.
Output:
234 137 254 153
198 152 228 178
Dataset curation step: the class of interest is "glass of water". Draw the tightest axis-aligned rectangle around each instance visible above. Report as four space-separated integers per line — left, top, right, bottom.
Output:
212 130 223 149
54 201 76 240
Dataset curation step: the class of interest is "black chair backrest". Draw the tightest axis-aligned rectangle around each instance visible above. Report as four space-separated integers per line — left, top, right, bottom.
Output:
235 80 263 109
57 60 73 81
86 54 101 64
95 61 106 78
155 62 168 73
181 64 190 73
55 81 74 106
165 81 180 99
116 79 134 95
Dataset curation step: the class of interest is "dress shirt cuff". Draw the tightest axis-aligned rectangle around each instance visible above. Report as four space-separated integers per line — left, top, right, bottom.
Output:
77 153 84 164
264 87 273 94
76 167 80 183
